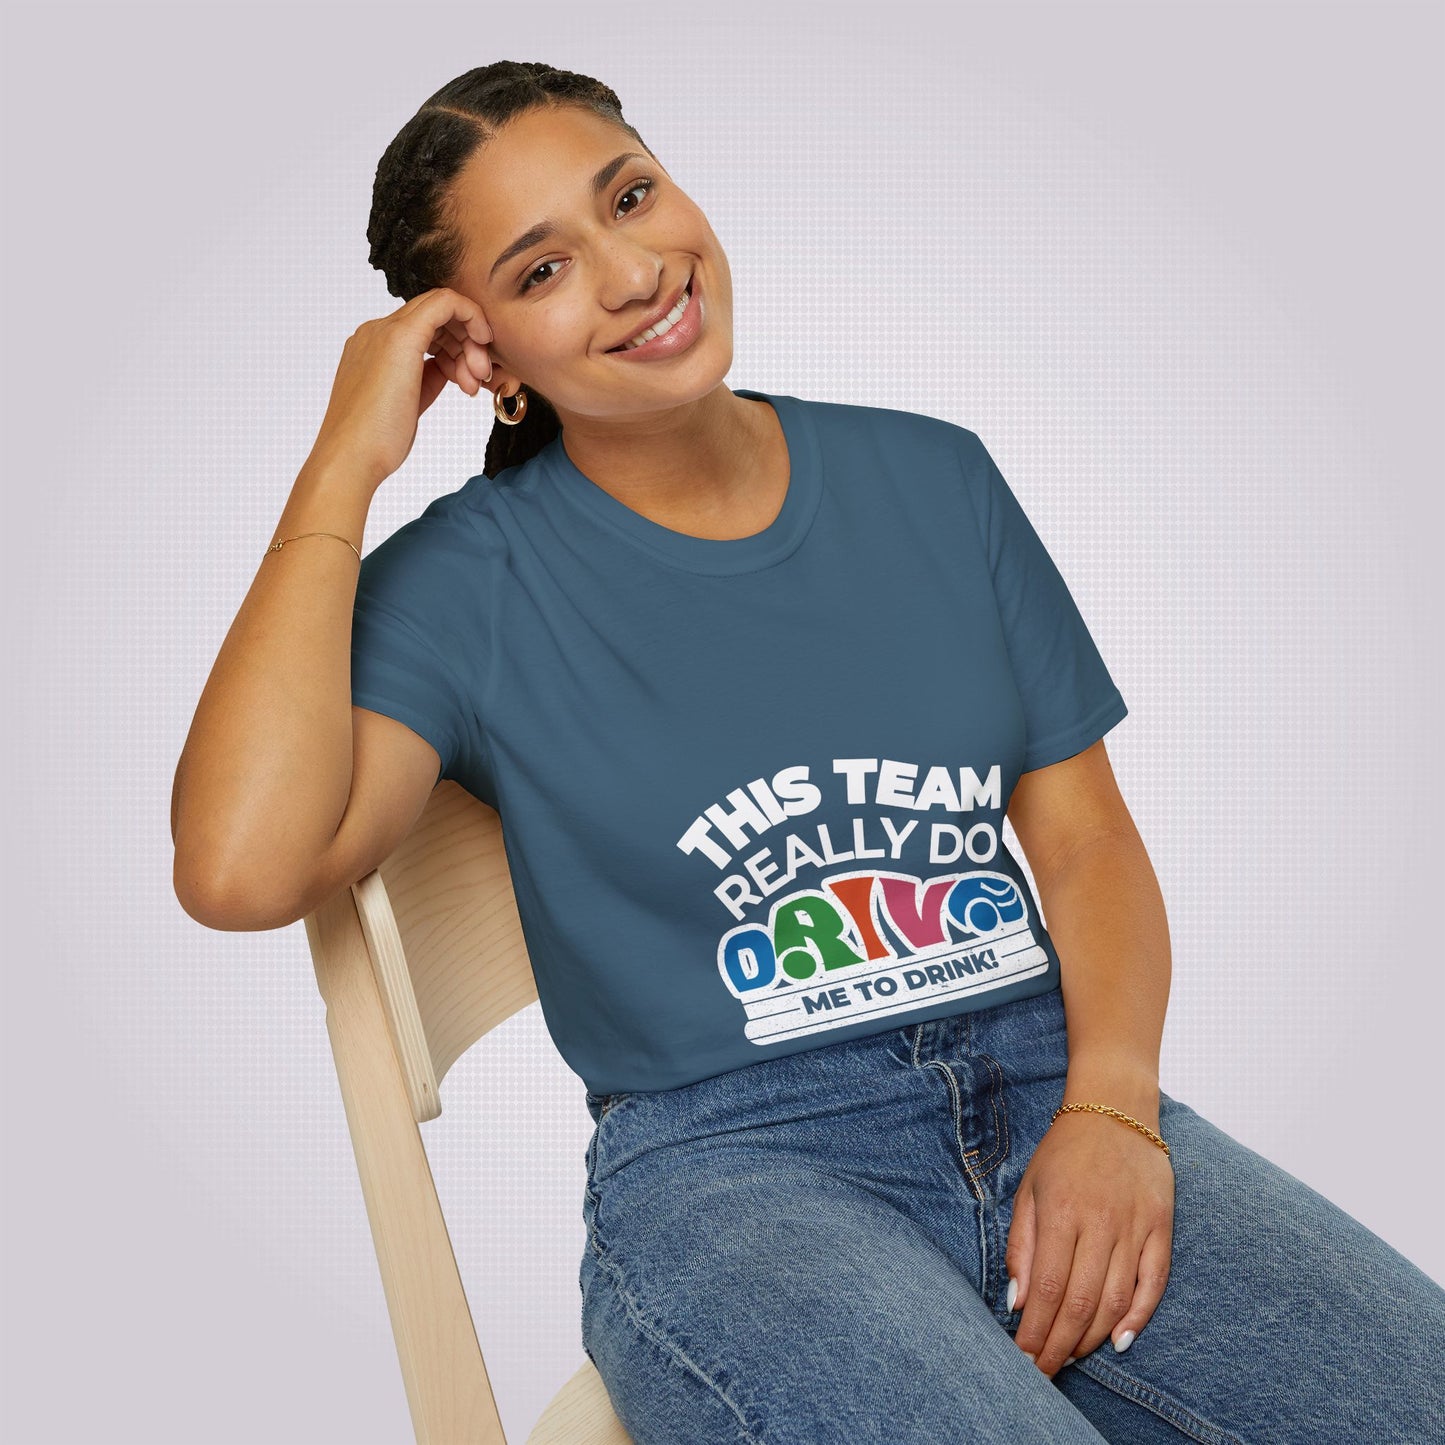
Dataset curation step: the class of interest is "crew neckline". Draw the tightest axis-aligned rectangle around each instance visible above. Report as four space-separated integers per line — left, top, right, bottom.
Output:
537 389 822 576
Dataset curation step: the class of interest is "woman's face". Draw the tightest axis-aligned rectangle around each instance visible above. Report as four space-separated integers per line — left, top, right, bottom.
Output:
447 104 734 425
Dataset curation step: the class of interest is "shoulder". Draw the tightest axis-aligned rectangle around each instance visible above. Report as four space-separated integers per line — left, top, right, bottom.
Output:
786 394 996 512
791 393 986 464
360 466 514 588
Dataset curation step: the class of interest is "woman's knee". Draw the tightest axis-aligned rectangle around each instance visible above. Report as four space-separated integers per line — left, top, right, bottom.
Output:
583 1255 765 1445
1128 1094 1445 1436
1161 1093 1442 1311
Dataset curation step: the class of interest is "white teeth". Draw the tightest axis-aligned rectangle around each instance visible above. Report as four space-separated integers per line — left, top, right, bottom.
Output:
620 283 691 350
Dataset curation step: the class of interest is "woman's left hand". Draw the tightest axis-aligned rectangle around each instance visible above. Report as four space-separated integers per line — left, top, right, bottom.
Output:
1005 1110 1175 1375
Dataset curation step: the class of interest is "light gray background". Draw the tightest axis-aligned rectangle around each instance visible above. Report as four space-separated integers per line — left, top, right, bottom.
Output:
3 2 1441 1442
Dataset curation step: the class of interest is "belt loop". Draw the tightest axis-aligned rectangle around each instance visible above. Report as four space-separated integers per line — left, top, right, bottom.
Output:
912 1018 947 1064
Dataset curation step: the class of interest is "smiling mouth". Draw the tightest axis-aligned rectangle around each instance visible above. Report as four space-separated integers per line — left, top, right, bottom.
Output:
606 277 695 353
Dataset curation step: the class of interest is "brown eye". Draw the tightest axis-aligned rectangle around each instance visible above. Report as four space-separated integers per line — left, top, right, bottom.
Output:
521 259 562 292
519 179 657 293
616 178 655 217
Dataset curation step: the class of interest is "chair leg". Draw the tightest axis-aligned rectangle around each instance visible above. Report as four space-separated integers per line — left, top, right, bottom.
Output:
307 888 508 1445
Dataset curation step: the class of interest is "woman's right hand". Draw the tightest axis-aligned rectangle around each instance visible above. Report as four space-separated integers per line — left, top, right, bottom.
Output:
308 287 494 492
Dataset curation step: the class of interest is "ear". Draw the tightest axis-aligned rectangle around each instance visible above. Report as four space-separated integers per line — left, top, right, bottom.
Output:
479 361 520 398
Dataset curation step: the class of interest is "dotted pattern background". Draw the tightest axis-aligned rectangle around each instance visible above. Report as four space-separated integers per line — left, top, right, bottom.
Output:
4 4 1441 1443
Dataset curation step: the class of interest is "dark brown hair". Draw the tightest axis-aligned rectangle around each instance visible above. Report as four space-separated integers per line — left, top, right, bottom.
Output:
367 61 653 477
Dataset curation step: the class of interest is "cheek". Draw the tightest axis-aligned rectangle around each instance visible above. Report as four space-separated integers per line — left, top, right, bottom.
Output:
694 216 730 273
703 241 733 303
512 309 581 361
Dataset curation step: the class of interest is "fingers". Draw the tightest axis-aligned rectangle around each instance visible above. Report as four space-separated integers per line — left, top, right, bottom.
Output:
408 285 493 347
429 346 485 399
428 330 491 396
435 317 493 372
456 295 492 347
461 336 493 386
1110 1223 1172 1354
418 355 450 416
1014 1223 1172 1375
408 289 494 391
1013 1213 1095 1376
1004 1179 1037 1322
1072 1236 1140 1360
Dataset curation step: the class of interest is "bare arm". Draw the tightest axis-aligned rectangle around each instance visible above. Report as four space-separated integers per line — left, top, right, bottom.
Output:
170 288 495 931
171 455 373 927
1007 739 1170 1130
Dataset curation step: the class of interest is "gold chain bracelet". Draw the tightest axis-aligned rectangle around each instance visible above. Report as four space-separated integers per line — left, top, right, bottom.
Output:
265 531 361 563
1052 1102 1170 1158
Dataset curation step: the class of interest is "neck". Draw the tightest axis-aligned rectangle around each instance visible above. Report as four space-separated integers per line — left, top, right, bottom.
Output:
551 386 774 518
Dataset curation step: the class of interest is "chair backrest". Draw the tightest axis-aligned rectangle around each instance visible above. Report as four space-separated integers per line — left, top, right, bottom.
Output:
302 780 631 1445
325 778 538 1122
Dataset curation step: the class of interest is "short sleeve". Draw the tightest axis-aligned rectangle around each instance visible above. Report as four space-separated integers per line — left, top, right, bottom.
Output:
961 430 1129 772
350 515 475 787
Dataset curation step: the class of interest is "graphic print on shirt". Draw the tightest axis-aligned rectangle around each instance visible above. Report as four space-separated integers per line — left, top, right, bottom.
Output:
676 757 1049 1045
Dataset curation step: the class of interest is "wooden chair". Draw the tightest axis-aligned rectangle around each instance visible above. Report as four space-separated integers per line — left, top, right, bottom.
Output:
301 779 634 1444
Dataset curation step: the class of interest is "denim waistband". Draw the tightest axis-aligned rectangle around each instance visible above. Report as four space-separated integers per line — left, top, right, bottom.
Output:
585 984 1070 1160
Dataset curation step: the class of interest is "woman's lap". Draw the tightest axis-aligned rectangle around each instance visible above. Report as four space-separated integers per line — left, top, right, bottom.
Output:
580 1160 1107 1443
579 987 1445 1443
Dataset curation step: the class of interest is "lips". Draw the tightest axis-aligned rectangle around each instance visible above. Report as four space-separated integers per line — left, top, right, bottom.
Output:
606 273 694 353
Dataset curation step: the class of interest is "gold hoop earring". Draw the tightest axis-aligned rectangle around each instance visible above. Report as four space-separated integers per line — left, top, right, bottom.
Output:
493 387 527 426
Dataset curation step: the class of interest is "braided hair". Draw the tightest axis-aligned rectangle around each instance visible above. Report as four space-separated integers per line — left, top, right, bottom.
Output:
367 61 652 478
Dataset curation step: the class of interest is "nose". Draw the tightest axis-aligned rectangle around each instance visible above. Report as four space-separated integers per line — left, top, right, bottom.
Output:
597 245 666 312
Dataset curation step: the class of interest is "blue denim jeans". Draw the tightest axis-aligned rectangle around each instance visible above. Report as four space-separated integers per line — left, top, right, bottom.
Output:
579 985 1445 1442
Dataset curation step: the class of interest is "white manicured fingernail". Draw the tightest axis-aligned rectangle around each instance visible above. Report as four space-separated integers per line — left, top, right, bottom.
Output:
1064 1356 1077 1365
1023 1352 1037 1364
1112 1329 1136 1353
1006 1276 1018 1312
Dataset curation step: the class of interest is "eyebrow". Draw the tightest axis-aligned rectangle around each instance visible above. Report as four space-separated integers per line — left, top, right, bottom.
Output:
488 151 651 283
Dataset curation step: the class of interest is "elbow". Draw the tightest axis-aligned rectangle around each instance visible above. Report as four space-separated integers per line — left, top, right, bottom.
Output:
172 854 308 933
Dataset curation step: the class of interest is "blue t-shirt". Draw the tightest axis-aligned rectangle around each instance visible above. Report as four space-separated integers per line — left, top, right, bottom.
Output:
350 390 1127 1096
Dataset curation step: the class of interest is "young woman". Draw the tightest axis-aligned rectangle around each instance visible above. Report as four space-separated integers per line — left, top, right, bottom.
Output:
172 60 1445 1444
